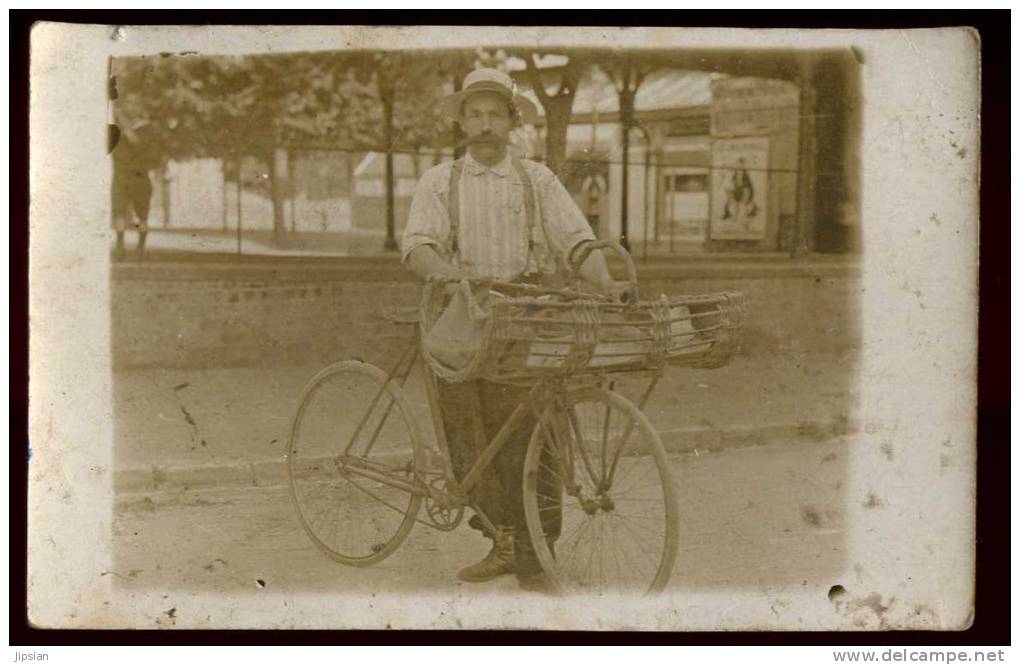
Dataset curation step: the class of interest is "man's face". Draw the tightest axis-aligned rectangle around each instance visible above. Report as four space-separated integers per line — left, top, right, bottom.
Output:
460 91 513 148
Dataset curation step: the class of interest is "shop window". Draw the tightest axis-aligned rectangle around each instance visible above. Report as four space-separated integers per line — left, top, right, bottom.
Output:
665 173 708 193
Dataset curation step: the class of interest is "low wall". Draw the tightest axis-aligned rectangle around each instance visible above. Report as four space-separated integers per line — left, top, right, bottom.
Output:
111 255 860 370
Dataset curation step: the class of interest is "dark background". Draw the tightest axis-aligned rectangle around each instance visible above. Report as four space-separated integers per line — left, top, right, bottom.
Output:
10 9 1009 645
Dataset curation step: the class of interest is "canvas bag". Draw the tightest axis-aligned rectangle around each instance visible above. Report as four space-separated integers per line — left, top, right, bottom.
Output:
422 280 492 371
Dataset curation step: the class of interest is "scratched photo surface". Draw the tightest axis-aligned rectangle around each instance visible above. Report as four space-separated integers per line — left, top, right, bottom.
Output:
28 25 977 630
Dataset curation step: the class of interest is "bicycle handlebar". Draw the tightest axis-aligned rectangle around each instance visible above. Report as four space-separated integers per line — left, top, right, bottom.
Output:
425 276 615 303
583 239 638 294
426 240 639 300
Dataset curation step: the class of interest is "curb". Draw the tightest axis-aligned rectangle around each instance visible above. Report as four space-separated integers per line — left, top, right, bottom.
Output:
114 458 289 495
658 418 855 454
114 418 856 494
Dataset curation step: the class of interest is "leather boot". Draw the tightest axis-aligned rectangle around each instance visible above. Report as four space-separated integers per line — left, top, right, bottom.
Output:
457 527 515 582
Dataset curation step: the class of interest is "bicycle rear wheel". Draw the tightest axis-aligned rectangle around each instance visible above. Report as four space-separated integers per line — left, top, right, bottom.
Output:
287 361 425 566
522 386 679 595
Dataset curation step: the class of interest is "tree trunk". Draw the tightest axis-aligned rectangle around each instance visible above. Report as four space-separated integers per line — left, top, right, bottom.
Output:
619 89 634 251
450 67 469 160
344 150 354 199
382 94 398 252
543 97 572 180
235 156 243 255
599 55 654 253
220 159 228 231
287 148 296 233
159 162 171 228
269 148 288 247
523 54 582 180
794 59 817 256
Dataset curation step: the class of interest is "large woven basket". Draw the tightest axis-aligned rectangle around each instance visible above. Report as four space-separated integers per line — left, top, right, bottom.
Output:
419 242 745 384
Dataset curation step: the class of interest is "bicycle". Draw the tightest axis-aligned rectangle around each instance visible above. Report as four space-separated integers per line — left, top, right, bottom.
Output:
286 241 744 595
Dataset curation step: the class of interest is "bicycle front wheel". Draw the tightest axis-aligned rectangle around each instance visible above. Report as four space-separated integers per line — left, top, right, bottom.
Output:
523 386 679 595
287 361 425 566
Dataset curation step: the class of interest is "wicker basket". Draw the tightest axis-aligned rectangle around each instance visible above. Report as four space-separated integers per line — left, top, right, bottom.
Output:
419 242 745 384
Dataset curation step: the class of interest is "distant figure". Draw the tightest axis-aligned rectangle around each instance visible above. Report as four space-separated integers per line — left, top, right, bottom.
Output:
721 157 758 227
111 131 153 261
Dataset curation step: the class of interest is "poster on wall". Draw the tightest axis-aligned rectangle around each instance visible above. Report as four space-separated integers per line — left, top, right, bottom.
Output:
711 136 769 240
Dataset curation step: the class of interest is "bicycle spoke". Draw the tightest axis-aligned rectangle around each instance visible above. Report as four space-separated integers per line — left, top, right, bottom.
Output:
600 400 612 485
608 513 661 570
559 517 598 571
289 362 423 564
607 528 629 590
596 520 610 589
613 467 661 500
610 455 659 496
567 405 602 488
606 416 641 487
611 513 665 545
343 474 413 521
524 387 678 594
579 520 603 587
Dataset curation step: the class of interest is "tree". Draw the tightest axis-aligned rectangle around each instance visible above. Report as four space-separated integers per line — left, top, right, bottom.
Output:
596 52 658 251
114 52 379 245
435 50 478 159
113 53 293 243
347 51 446 251
113 50 452 251
516 50 592 181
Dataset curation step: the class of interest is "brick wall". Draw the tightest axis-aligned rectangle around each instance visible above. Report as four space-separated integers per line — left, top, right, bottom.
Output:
111 256 860 369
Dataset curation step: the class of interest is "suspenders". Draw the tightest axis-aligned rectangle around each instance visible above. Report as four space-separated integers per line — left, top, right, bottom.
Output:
447 158 464 255
445 157 542 260
511 159 539 256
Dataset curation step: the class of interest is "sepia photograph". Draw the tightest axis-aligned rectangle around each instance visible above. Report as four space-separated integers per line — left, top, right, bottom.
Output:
26 23 980 631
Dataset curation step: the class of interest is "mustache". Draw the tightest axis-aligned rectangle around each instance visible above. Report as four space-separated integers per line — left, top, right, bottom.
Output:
456 133 506 148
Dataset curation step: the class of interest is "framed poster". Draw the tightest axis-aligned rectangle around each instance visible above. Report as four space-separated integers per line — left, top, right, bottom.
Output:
710 136 769 240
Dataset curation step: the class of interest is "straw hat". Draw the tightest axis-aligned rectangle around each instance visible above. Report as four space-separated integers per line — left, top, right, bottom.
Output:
440 68 539 125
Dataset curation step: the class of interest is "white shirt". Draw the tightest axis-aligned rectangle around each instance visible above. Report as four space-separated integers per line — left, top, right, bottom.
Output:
401 153 596 282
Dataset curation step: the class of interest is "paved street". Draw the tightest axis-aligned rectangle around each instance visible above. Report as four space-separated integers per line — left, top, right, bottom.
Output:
111 436 847 596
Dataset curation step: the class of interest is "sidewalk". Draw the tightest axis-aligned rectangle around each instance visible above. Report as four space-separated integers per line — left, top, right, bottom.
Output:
113 347 858 492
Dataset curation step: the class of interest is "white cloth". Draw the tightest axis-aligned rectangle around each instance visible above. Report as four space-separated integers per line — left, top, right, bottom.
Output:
422 281 492 371
401 153 595 282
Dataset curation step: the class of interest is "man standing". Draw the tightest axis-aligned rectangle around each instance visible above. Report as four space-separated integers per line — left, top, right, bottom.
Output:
401 69 624 591
111 128 153 261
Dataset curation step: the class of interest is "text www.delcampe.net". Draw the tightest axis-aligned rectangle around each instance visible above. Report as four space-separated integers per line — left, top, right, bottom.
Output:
833 651 1006 663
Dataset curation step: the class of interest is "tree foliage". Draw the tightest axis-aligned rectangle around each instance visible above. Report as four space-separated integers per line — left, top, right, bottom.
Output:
112 49 468 246
112 49 464 163
110 47 670 248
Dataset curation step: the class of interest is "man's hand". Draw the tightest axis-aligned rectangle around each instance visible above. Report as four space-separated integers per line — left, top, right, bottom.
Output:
607 280 639 305
573 242 638 304
408 245 470 282
436 274 492 298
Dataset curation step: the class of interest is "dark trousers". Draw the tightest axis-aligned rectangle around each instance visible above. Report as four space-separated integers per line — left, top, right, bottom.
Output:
436 379 562 553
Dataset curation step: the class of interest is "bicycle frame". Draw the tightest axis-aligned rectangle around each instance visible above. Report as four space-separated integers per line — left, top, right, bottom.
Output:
336 322 664 532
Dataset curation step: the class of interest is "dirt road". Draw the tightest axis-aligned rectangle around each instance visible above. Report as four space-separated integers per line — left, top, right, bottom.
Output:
112 436 848 597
